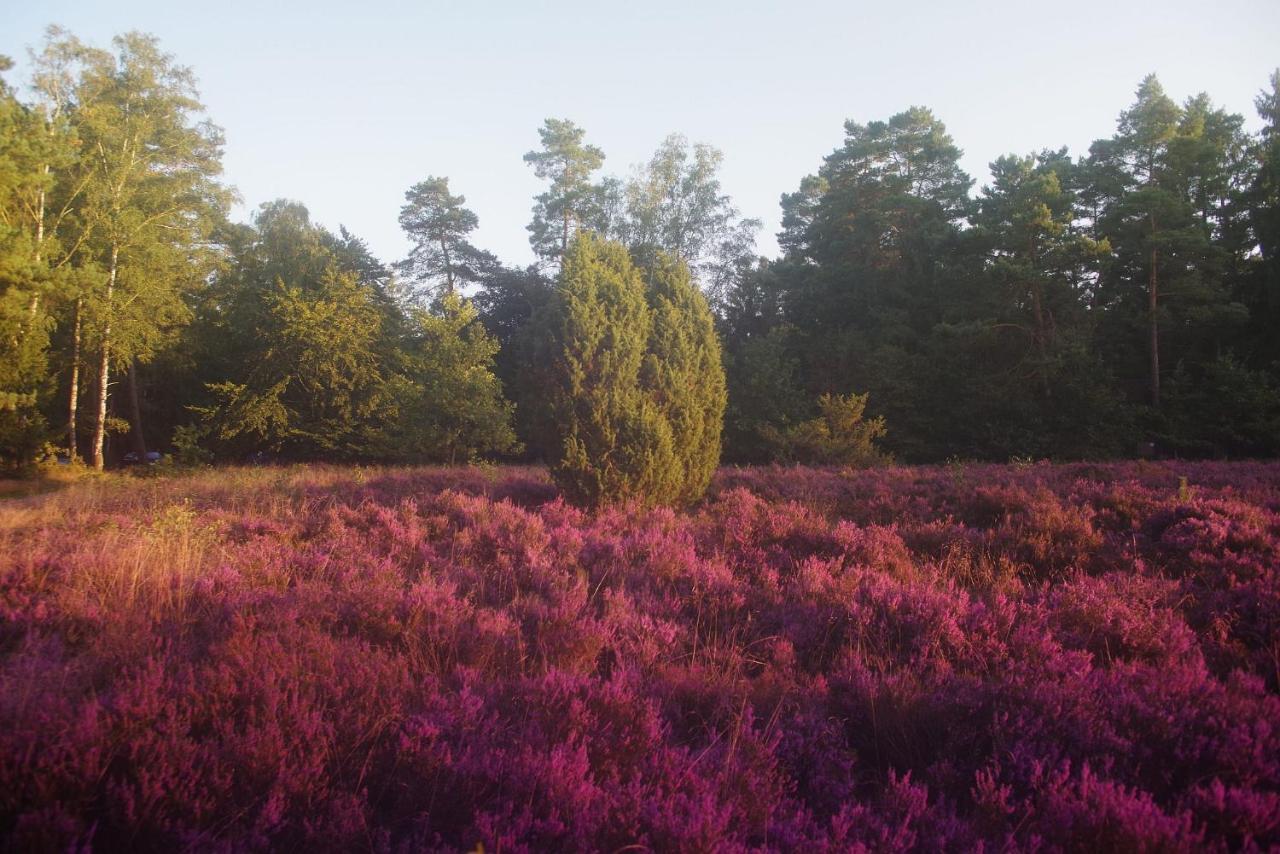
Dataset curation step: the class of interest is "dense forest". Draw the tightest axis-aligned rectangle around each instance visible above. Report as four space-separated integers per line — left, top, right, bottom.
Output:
3 27 1280 471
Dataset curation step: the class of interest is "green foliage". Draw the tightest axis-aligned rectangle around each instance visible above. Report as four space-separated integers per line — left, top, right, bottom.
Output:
762 392 887 466
524 119 606 264
717 77 1270 463
470 264 555 452
4 31 1280 471
191 201 520 465
168 423 212 467
757 106 977 462
541 234 724 509
1244 71 1280 367
542 233 667 506
723 324 808 463
1162 354 1280 458
200 266 392 459
640 252 727 504
601 134 761 304
397 176 495 300
386 293 520 463
1087 76 1251 409
8 29 232 469
0 48 69 466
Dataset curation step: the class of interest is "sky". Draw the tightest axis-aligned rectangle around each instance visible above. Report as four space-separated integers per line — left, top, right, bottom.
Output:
4 0 1279 269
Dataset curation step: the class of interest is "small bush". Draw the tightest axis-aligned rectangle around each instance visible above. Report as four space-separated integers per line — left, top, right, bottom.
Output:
763 392 887 466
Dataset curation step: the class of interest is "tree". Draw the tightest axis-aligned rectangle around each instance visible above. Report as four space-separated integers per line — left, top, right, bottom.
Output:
385 292 520 463
524 119 605 265
198 266 392 459
397 176 494 300
0 32 96 466
640 252 726 504
608 134 760 307
766 107 974 460
27 29 102 464
190 198 518 464
470 262 554 451
191 202 395 460
541 234 724 509
762 392 887 466
1087 76 1246 409
541 234 665 506
71 32 229 469
620 136 737 263
1163 353 1280 457
974 151 1107 395
1245 70 1280 364
722 323 809 463
0 56 53 463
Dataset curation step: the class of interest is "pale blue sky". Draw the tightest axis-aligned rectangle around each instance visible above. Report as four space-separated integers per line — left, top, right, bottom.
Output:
4 0 1279 268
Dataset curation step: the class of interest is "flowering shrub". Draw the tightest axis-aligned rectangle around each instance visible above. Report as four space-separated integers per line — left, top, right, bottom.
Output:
2 461 1279 850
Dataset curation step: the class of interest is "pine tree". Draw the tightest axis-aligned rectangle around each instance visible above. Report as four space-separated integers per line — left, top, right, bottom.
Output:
1247 71 1280 364
1087 75 1244 409
397 176 494 300
524 119 605 266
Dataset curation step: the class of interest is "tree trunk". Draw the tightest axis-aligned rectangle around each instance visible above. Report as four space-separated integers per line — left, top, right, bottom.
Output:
35 183 45 259
441 238 454 296
1027 239 1051 398
28 182 46 322
1030 282 1051 398
67 298 81 463
91 245 118 471
1149 245 1160 408
127 360 147 458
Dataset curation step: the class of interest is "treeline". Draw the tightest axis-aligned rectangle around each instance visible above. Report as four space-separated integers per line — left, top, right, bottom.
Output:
2 26 1279 470
735 87 1280 462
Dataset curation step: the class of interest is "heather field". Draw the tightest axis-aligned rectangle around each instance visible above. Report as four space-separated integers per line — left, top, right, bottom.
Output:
2 462 1279 851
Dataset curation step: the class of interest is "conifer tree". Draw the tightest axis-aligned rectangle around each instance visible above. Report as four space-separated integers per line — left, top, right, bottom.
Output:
397 176 494 299
1247 71 1280 363
543 233 666 506
1087 75 1245 409
640 251 726 504
543 234 724 509
524 119 605 265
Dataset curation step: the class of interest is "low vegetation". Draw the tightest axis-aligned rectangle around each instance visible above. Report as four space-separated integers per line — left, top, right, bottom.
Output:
2 461 1277 849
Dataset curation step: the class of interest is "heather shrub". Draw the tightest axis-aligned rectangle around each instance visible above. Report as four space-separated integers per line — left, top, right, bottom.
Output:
987 487 1104 581
1049 573 1197 667
3 460 1280 849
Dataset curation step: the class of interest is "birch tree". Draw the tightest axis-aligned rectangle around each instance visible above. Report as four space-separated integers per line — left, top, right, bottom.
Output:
0 32 94 464
72 32 228 469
